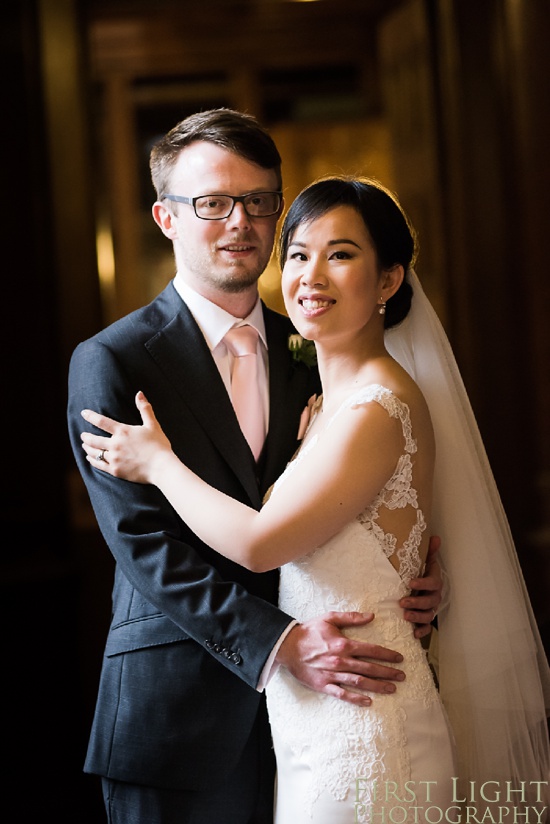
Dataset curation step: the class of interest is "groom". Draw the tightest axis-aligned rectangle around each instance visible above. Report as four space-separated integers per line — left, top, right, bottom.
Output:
67 108 443 824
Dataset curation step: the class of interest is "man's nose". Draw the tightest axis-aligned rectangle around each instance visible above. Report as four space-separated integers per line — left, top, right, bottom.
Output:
226 200 252 229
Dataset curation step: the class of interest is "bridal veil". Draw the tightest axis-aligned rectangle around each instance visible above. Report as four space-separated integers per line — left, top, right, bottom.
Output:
385 269 550 798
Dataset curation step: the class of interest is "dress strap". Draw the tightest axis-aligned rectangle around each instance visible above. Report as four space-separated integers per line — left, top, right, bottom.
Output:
326 384 417 455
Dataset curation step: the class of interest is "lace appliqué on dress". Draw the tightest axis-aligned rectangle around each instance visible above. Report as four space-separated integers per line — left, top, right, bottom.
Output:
352 386 426 588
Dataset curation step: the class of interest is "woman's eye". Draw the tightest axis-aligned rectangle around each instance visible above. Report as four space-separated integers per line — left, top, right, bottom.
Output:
289 251 307 261
331 250 351 260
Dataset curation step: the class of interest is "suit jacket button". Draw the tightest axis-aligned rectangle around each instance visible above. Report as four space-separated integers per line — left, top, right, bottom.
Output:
230 653 242 665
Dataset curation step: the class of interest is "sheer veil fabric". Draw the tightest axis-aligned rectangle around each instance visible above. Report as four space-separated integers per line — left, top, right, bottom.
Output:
385 269 550 797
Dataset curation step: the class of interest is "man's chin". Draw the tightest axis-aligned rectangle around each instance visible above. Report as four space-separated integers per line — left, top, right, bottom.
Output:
216 267 265 293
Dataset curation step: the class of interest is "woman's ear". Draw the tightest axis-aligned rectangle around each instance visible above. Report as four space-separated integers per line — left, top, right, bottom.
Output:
381 264 405 301
152 201 178 240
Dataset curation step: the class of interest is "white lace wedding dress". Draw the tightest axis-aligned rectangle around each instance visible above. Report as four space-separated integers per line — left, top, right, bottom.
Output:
265 385 457 823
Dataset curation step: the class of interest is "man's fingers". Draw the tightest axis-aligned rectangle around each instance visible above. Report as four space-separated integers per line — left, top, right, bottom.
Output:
406 575 441 593
400 590 441 611
318 643 406 681
276 615 407 704
335 668 403 691
413 624 433 640
326 610 375 629
402 608 435 625
324 683 372 706
343 639 404 665
322 666 408 705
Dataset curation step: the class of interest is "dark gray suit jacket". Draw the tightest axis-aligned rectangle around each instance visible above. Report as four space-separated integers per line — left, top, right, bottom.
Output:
67 281 319 791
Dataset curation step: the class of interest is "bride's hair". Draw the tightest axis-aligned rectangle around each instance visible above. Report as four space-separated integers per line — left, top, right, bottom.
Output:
278 176 417 329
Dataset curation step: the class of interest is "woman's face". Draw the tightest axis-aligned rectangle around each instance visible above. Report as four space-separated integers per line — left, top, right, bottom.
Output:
281 205 388 346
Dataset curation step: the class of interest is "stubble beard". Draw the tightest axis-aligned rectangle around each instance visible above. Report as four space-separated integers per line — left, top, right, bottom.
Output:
186 244 273 294
212 264 266 293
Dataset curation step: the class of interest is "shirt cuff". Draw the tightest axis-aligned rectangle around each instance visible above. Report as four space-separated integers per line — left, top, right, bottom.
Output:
256 620 298 692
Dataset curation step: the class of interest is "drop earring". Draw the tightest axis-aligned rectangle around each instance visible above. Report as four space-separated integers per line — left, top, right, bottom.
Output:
378 299 386 315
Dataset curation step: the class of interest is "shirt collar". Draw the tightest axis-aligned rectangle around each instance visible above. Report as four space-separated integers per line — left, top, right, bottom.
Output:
173 274 267 351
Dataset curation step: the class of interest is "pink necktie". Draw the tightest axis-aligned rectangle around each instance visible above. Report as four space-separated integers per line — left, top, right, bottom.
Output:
224 325 265 460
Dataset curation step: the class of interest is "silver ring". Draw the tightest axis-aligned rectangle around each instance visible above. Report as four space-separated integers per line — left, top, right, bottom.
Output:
97 449 106 462
431 608 437 620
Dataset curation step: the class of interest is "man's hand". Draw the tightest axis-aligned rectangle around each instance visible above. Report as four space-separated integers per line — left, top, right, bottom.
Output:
400 535 443 639
275 611 405 706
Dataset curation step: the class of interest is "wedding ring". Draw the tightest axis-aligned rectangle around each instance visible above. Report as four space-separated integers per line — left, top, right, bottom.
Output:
431 608 437 620
97 449 106 462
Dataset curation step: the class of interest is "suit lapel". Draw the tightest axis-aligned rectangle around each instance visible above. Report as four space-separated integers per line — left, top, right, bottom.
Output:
145 295 261 506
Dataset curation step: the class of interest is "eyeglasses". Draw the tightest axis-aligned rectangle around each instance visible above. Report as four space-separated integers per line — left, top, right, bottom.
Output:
162 191 282 220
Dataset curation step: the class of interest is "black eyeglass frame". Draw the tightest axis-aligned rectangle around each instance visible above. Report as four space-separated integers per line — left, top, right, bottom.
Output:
161 191 283 220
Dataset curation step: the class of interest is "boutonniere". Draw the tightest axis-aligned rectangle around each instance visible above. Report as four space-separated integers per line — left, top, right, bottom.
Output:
288 334 317 368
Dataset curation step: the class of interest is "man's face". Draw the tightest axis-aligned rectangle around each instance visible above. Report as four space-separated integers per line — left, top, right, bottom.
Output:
155 141 282 302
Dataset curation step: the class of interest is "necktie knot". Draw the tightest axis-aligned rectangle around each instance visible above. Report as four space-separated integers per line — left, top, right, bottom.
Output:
224 324 259 357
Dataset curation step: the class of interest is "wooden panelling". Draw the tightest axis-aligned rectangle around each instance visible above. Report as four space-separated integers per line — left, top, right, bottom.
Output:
87 0 403 79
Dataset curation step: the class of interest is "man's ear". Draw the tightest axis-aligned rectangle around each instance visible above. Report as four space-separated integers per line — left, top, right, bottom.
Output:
381 264 405 301
152 201 178 240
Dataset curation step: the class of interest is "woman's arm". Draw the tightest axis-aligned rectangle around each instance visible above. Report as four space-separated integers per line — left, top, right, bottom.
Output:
81 390 403 572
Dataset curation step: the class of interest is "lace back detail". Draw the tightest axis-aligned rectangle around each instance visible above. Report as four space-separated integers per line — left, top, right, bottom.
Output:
345 385 426 587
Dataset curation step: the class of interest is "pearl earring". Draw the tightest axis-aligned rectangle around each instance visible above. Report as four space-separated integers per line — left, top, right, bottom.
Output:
378 300 386 315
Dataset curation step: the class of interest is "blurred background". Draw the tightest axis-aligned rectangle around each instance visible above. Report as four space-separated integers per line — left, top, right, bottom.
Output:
3 0 549 820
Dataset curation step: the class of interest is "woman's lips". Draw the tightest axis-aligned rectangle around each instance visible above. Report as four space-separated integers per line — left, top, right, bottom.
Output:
300 297 334 311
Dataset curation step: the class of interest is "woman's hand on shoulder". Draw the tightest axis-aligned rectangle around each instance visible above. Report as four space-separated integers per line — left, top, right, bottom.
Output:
80 391 173 484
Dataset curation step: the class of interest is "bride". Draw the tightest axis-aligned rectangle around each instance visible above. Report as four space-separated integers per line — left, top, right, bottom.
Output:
81 176 550 823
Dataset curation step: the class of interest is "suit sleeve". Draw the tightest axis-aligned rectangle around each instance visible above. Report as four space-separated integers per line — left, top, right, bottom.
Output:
67 336 294 690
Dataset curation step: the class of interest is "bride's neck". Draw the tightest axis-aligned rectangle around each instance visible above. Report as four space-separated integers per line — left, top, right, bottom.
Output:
316 344 390 413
